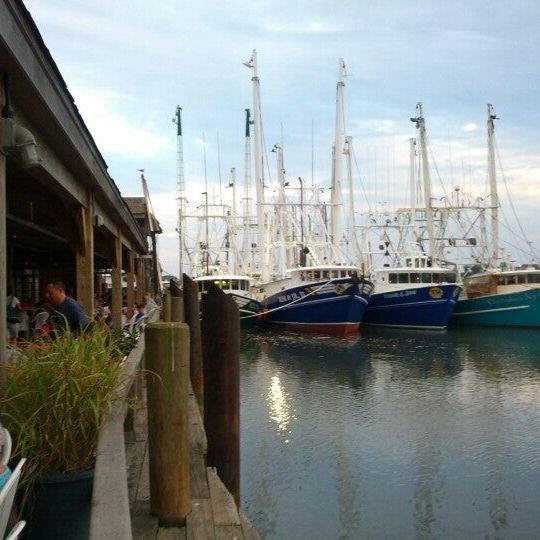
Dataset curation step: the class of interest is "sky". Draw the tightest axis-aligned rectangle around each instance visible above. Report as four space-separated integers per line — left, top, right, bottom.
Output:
23 0 540 275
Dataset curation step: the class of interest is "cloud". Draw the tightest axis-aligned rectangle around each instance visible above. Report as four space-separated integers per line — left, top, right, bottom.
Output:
463 123 479 132
71 87 172 158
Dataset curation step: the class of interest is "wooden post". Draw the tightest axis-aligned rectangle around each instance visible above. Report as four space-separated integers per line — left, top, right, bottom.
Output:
182 274 203 412
75 192 94 317
111 232 123 331
202 283 240 506
145 322 191 525
162 291 171 322
126 250 135 314
135 257 145 304
170 295 184 323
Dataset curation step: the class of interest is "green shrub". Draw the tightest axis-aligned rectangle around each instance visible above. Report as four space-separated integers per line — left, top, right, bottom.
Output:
1 325 123 478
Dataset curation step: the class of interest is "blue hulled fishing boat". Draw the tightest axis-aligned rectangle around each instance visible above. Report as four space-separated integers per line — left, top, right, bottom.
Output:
257 266 373 335
364 258 461 329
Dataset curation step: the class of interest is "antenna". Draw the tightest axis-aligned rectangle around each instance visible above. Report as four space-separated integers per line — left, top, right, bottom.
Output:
173 106 186 284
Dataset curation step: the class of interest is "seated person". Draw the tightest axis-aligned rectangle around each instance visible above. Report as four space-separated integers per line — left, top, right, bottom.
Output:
44 281 89 334
0 424 11 492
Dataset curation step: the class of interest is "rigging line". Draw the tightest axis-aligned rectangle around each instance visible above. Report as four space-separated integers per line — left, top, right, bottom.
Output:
428 144 452 203
260 123 273 188
495 140 537 256
351 144 373 214
497 219 539 259
240 277 341 319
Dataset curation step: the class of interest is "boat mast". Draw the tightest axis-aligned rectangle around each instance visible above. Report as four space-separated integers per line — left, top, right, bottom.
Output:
227 167 237 271
243 49 267 280
242 109 254 275
411 103 435 262
409 137 417 219
273 144 288 274
344 136 360 265
173 106 186 284
331 58 346 258
487 103 499 269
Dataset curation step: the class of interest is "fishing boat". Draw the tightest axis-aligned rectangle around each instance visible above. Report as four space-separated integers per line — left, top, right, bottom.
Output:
451 105 540 328
451 268 540 327
256 265 373 335
194 274 261 328
363 105 462 329
244 52 373 334
364 256 461 329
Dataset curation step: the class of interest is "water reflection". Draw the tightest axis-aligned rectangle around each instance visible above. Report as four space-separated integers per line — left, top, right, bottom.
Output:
240 328 540 539
267 375 294 439
245 329 374 391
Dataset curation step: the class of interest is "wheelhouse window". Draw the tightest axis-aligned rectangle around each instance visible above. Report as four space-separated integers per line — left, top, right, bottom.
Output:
398 273 409 284
421 273 432 283
389 273 398 284
443 273 457 283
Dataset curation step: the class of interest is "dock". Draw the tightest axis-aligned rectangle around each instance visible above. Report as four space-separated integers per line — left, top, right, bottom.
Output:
127 383 259 539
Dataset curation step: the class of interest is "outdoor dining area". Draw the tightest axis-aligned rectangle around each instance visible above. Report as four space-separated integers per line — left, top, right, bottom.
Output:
0 2 166 536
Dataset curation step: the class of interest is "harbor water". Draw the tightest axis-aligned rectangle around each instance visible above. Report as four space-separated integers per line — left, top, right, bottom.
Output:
240 327 540 539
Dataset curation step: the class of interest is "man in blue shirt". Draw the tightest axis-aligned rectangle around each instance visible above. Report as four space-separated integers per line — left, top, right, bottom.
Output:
44 281 90 334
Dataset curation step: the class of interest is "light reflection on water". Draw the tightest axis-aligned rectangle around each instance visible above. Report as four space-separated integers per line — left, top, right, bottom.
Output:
240 327 540 539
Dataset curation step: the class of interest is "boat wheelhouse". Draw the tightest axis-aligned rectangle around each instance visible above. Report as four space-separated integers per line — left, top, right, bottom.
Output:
194 274 261 326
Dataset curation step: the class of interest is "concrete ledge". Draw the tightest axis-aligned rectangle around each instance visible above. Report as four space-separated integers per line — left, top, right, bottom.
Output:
90 336 146 540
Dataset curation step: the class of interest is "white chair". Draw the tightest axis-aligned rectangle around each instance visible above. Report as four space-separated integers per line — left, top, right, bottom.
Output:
32 311 49 337
5 520 26 540
1 428 11 466
0 458 26 540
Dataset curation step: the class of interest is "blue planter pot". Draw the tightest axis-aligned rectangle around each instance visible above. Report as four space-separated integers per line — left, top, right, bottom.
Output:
27 469 93 540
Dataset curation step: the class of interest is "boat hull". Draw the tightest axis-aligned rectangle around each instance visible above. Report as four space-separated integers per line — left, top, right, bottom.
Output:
363 284 461 329
231 294 261 330
259 278 373 335
450 288 540 328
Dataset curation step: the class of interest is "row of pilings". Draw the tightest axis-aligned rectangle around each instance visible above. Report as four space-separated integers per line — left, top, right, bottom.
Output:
144 274 240 527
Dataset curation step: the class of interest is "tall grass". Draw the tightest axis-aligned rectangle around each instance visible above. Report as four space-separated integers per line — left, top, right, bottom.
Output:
0 325 124 478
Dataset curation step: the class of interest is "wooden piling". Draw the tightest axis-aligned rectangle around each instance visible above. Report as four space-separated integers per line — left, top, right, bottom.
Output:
201 283 240 506
145 322 191 526
161 291 171 322
182 274 204 411
170 295 184 323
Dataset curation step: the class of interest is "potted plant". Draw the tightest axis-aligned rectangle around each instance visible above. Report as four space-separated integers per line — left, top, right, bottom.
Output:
0 325 125 539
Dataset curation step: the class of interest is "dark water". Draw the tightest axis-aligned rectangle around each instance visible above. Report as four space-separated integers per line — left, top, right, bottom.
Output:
240 327 540 539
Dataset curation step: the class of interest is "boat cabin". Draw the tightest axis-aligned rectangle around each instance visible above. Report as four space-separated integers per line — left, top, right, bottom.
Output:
194 275 252 294
465 269 540 298
384 269 458 285
294 266 362 282
375 255 458 286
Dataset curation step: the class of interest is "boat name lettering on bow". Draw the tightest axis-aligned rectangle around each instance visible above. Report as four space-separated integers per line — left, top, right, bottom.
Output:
383 290 418 299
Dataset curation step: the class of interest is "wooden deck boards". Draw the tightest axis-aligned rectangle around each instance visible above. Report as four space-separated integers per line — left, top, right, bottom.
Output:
129 387 259 540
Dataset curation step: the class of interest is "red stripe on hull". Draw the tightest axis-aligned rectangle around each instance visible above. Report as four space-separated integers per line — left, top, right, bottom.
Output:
264 321 360 336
